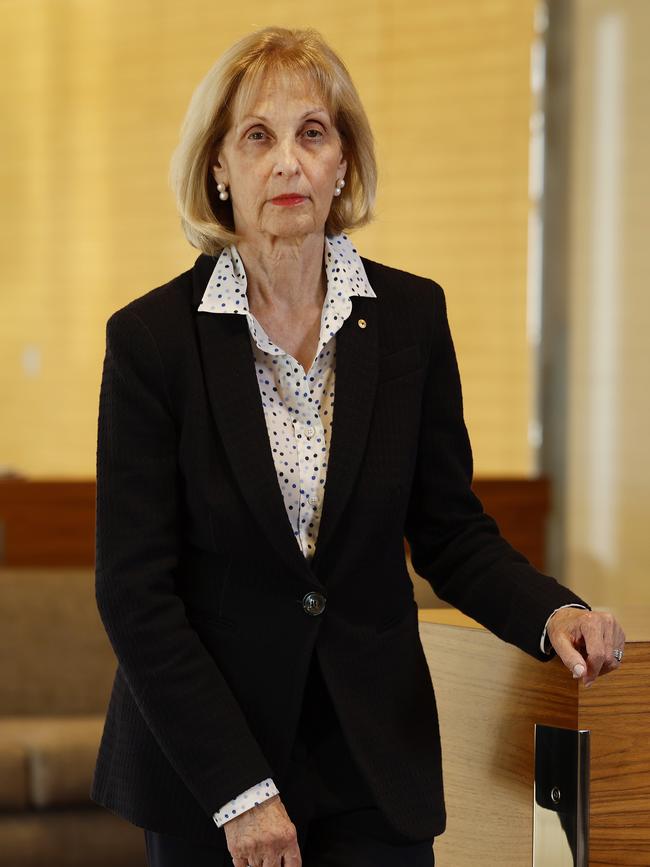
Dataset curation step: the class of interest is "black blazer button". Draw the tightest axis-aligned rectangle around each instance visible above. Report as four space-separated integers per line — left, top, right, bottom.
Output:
302 592 326 616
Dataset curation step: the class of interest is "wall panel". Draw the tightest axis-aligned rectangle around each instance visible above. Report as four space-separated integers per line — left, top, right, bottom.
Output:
0 0 537 476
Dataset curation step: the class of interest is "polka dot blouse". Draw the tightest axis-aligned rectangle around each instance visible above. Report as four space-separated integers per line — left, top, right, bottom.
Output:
198 232 376 828
198 231 376 563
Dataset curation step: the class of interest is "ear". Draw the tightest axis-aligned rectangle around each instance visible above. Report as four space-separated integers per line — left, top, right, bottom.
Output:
337 151 348 180
211 165 226 185
211 149 228 186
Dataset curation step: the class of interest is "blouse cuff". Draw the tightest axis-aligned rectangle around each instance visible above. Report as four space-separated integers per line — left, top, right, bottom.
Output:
212 778 279 828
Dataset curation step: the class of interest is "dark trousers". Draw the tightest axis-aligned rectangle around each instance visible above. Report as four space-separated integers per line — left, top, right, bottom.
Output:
144 652 435 866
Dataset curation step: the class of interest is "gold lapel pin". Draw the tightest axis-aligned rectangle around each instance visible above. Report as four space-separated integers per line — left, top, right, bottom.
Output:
357 318 367 329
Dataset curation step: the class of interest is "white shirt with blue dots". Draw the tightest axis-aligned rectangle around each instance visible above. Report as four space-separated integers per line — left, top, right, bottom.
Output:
198 232 376 828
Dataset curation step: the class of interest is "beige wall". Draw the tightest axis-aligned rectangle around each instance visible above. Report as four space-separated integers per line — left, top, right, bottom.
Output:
0 0 538 477
564 0 650 606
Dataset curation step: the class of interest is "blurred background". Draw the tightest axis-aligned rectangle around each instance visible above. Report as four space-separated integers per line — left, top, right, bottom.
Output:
0 0 648 863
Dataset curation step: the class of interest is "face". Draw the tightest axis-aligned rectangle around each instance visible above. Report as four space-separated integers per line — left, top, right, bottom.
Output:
212 73 347 244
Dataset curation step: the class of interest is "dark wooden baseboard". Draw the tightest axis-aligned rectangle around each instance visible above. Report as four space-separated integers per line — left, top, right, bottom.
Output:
0 480 96 567
0 477 550 569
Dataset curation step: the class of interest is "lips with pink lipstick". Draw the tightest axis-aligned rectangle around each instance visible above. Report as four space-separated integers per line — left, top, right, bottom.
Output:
270 194 308 206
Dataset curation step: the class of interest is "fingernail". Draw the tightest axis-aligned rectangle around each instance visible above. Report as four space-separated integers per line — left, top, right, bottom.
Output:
572 664 585 678
584 680 594 688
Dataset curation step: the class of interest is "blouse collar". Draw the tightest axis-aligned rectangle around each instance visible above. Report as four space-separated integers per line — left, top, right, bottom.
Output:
198 233 376 358
197 232 376 318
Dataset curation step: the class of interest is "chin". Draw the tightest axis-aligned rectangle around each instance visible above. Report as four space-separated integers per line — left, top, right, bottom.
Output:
265 216 321 239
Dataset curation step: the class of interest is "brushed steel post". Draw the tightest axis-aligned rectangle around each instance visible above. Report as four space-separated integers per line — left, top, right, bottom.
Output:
533 724 590 866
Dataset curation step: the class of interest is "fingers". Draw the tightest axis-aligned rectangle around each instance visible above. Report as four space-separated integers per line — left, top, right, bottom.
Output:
568 612 625 686
234 846 302 867
582 612 626 686
262 842 302 867
240 844 301 867
231 842 301 867
547 609 626 687
550 630 588 679
581 612 608 685
281 842 303 866
594 617 626 681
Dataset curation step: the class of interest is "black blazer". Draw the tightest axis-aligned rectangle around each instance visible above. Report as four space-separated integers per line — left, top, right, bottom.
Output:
90 252 588 845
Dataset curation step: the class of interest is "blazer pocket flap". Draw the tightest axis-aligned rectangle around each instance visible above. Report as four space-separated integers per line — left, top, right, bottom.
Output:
376 599 418 634
377 344 422 384
185 606 238 631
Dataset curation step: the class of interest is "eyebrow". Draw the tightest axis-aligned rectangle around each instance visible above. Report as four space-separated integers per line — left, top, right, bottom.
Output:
239 108 328 126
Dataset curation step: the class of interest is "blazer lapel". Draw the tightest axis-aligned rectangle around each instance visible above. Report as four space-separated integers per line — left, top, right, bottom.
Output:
192 254 379 586
310 297 378 573
195 309 322 589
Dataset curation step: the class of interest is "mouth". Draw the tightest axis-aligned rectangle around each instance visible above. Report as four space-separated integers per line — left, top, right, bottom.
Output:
270 194 308 207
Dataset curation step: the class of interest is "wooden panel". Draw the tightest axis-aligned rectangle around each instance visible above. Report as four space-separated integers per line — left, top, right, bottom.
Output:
0 0 537 477
419 617 576 864
420 606 650 866
580 643 650 866
0 480 95 567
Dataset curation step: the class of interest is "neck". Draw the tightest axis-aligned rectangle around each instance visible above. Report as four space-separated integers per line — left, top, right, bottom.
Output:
237 233 326 314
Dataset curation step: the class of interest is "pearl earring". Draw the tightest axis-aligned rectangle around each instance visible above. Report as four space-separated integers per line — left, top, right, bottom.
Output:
217 182 229 202
334 178 346 197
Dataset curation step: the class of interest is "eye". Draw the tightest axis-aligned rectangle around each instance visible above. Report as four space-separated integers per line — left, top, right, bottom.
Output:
303 127 324 140
247 130 267 141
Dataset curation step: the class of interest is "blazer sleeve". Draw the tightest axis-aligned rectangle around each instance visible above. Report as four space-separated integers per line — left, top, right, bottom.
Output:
403 281 590 661
94 307 274 816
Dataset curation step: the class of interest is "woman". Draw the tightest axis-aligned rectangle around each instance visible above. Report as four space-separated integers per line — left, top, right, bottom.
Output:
90 26 625 867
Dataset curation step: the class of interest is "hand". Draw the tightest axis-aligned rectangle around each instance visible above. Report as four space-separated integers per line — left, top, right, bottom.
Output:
223 794 302 867
546 608 626 687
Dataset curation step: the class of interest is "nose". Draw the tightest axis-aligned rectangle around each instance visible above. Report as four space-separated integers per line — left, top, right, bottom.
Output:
273 137 300 177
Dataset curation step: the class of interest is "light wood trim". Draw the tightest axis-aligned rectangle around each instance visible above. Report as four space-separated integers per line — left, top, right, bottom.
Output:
420 605 650 641
417 608 482 629
419 618 575 864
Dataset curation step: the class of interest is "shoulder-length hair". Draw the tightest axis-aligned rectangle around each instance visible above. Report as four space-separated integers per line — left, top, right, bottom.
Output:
169 27 377 255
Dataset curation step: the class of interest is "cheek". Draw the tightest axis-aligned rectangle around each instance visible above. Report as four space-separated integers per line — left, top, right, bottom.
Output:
310 164 335 194
316 156 342 193
233 170 266 211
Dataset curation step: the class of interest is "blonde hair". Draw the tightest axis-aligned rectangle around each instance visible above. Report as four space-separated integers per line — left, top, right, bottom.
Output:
169 27 377 255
